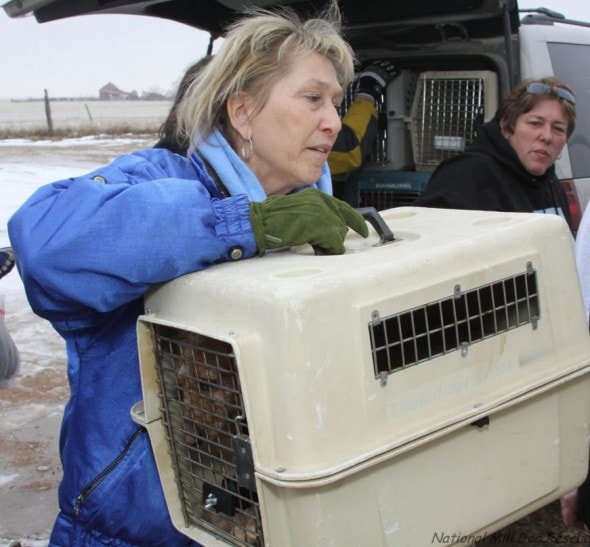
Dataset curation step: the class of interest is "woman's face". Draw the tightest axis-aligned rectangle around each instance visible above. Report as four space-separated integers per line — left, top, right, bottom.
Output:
502 98 569 177
243 52 343 195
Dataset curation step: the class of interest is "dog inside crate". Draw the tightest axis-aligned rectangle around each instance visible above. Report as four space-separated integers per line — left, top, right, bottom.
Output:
152 325 263 546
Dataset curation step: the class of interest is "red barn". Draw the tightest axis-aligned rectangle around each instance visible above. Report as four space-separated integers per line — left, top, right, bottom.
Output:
99 82 130 100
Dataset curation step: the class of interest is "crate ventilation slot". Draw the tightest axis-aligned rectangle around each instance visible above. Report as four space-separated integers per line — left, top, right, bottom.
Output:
152 326 263 546
369 265 539 378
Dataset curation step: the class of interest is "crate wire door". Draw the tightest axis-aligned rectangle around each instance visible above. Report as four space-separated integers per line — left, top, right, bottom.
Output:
410 70 498 171
153 325 263 547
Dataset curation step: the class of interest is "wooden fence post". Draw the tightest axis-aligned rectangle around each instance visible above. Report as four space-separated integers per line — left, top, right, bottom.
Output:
85 103 94 122
44 89 54 136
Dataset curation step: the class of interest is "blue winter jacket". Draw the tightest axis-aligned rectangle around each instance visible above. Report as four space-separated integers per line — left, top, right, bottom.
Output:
7 133 332 546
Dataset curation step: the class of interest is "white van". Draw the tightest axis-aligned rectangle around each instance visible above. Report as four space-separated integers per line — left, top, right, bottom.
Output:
4 0 590 231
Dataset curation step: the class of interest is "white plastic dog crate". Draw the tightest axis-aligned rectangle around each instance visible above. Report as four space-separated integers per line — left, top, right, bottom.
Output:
340 68 417 170
409 70 498 171
368 69 418 170
134 207 590 546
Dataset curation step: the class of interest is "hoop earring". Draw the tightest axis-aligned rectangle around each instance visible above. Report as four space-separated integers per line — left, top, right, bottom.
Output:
241 138 253 162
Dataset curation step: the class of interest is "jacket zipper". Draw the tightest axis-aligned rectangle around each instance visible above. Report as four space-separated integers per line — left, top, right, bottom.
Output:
73 428 146 516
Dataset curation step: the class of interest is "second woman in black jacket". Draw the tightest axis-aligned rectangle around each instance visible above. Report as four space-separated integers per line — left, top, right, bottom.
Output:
414 76 576 234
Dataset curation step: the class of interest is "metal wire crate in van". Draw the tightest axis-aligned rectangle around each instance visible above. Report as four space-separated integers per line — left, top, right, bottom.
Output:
409 70 498 171
134 207 590 546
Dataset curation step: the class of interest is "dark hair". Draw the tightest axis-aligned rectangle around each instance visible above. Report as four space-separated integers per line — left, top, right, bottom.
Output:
157 56 213 153
495 76 576 138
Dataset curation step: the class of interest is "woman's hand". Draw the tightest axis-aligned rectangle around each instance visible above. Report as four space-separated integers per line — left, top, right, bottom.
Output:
250 188 369 255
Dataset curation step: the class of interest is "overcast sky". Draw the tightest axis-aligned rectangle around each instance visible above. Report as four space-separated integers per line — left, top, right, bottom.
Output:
1 0 590 100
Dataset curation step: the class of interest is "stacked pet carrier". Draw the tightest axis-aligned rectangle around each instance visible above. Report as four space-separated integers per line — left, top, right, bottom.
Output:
134 207 590 546
409 70 498 171
343 69 498 209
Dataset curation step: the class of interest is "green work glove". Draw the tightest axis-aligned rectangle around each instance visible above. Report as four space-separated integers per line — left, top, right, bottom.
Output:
249 188 369 256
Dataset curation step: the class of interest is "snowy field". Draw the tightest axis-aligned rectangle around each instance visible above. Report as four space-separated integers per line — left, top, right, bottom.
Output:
0 100 172 131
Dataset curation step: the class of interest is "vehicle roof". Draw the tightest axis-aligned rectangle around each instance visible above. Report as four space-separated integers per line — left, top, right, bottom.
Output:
3 0 520 42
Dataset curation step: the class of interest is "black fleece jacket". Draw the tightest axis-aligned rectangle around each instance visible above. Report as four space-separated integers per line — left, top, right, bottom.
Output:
413 120 573 233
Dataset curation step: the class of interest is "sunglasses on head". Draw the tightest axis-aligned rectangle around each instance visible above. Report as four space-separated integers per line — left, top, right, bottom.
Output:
526 82 576 105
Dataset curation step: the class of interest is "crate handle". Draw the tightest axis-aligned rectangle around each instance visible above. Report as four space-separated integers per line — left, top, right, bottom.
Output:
357 207 395 245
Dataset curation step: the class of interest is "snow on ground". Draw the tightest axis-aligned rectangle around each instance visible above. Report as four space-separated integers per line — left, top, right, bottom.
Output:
0 136 152 546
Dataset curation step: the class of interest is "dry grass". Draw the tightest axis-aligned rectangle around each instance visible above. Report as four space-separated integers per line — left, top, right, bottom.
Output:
0 122 161 141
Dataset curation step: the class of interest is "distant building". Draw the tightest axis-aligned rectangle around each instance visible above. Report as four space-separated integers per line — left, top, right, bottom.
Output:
99 83 130 101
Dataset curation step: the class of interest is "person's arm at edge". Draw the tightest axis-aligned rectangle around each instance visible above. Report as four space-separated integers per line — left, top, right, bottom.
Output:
328 98 378 176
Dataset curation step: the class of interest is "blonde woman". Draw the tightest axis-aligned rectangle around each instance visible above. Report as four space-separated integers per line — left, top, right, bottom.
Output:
8 3 367 545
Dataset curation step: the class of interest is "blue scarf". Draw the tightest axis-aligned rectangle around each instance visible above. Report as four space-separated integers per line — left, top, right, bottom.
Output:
194 129 333 202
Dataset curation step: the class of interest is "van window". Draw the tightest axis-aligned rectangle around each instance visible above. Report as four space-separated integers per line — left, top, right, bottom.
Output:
548 43 590 179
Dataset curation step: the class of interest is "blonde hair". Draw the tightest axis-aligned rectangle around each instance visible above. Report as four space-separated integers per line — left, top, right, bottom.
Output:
496 76 576 138
176 0 355 150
